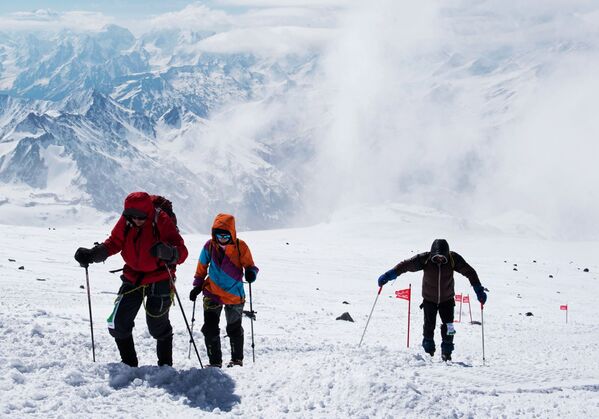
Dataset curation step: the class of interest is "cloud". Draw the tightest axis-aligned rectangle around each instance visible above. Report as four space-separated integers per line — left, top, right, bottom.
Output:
215 0 350 7
0 9 114 32
146 3 234 32
236 7 338 28
196 26 333 56
296 0 599 239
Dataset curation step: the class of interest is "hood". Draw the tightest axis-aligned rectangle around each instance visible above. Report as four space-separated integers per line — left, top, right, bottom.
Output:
122 191 155 219
211 213 237 242
429 239 450 260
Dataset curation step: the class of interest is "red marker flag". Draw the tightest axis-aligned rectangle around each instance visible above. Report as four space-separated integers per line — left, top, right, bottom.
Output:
561 304 568 324
455 293 462 302
395 288 411 300
395 285 412 348
463 295 470 303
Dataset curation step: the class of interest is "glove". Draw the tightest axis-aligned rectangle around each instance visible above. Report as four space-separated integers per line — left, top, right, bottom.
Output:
74 248 93 267
245 268 257 283
378 268 398 287
74 244 108 267
150 242 179 264
189 286 203 302
474 285 488 305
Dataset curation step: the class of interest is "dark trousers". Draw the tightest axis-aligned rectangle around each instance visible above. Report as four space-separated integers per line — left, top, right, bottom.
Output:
201 297 244 364
422 299 455 353
107 279 173 341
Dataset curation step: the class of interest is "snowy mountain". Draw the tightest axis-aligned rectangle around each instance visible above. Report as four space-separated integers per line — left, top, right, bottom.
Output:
0 26 312 231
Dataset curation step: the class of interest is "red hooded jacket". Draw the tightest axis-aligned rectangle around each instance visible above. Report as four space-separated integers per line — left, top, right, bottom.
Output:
103 192 188 285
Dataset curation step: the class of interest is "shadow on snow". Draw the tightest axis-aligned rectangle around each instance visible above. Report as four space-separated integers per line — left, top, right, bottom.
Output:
106 363 240 411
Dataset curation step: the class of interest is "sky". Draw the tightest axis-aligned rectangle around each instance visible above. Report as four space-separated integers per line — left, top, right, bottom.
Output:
0 0 344 34
0 1 244 17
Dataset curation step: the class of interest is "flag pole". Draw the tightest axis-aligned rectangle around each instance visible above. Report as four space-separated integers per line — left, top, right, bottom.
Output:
468 295 473 323
407 283 411 348
459 297 463 323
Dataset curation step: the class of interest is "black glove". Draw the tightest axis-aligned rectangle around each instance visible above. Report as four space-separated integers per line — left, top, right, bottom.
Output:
189 286 203 301
150 242 178 264
74 244 108 267
474 285 488 305
245 268 257 283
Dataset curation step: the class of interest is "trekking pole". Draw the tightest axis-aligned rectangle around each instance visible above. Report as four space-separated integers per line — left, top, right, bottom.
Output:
359 286 383 347
188 300 196 359
481 303 486 366
164 265 204 368
84 266 96 362
249 282 256 363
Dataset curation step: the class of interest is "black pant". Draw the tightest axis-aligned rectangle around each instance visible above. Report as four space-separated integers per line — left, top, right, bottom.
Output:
201 297 244 364
107 279 173 341
422 299 455 353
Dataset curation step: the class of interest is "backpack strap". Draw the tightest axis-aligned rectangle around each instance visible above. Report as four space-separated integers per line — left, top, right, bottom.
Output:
153 208 161 240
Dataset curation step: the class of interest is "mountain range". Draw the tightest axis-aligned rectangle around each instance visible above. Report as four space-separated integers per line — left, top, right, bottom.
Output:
0 25 314 231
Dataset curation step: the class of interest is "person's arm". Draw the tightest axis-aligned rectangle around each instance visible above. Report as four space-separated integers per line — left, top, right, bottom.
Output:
157 214 188 265
378 252 427 286
452 252 487 304
193 241 211 285
74 218 124 266
395 252 428 275
452 252 481 287
238 240 259 282
103 216 127 256
190 241 211 301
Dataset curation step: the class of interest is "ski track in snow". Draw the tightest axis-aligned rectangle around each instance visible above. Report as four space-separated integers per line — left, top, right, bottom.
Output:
1 214 599 418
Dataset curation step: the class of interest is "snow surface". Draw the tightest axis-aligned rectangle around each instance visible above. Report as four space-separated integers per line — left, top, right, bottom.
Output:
1 204 598 418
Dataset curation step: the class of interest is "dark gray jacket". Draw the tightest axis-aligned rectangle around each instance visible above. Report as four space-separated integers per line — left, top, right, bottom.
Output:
392 239 481 304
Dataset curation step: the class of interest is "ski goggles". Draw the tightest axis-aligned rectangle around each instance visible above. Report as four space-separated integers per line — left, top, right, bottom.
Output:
216 233 232 241
123 208 148 220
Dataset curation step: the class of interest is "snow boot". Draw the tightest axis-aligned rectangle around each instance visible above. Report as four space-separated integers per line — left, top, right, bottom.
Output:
204 335 222 367
229 333 244 364
207 363 222 368
157 335 173 366
441 340 454 353
441 340 454 362
115 336 138 367
227 359 243 368
422 338 435 357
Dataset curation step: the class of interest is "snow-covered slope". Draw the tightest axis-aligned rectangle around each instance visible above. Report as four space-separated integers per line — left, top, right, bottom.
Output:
1 205 598 417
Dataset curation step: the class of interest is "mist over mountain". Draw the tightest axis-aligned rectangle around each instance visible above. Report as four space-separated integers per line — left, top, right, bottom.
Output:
0 2 598 238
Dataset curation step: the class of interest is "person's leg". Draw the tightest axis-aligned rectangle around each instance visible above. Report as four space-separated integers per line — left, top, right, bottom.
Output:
201 297 223 366
224 303 245 365
421 300 438 356
438 299 456 359
145 280 173 366
107 281 144 367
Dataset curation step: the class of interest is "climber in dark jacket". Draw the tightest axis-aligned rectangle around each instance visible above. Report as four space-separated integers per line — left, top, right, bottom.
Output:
377 239 487 361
